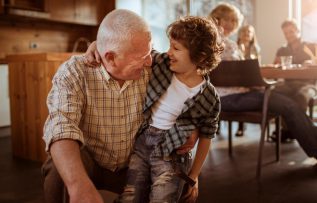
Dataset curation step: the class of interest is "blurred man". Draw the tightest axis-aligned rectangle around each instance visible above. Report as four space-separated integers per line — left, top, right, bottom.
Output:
273 19 317 141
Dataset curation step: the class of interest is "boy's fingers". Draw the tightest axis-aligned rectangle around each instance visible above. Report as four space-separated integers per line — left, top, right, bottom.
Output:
176 147 190 154
94 50 101 63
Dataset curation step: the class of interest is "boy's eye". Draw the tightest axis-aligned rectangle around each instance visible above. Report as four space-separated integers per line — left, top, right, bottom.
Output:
173 45 179 50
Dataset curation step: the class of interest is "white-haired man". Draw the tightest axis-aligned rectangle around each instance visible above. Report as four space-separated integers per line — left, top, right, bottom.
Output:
42 9 196 203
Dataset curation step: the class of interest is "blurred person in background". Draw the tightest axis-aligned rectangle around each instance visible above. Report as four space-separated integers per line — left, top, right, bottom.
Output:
208 4 317 159
208 2 245 137
237 24 261 60
272 19 317 142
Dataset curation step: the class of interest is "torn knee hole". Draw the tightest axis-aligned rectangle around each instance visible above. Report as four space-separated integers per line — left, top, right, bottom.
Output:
153 171 174 186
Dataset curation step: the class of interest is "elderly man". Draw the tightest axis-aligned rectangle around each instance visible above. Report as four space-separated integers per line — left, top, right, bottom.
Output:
42 9 195 203
273 19 317 141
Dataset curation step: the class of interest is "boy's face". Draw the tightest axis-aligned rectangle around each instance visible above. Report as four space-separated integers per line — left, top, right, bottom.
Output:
167 38 196 75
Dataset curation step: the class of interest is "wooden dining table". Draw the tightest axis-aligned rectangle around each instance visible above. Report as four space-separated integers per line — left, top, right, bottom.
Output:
260 65 317 80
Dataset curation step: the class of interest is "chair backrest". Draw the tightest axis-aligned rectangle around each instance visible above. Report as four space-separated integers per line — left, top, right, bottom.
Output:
210 59 268 87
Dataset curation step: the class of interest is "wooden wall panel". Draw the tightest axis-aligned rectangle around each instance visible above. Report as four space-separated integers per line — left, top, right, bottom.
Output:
0 0 116 60
8 53 73 162
0 18 95 60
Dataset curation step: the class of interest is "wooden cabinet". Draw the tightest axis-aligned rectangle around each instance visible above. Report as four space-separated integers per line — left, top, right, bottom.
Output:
48 0 76 23
4 0 47 11
49 0 114 26
74 0 99 25
4 0 50 19
3 0 115 26
0 0 4 14
6 53 73 162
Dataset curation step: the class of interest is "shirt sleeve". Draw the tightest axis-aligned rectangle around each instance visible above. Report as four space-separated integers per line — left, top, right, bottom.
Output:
151 50 169 68
43 60 86 152
198 88 221 139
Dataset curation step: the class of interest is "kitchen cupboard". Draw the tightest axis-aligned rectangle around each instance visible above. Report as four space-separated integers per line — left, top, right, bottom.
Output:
4 0 50 19
4 0 46 11
0 0 4 14
6 53 73 162
48 0 102 25
3 0 114 26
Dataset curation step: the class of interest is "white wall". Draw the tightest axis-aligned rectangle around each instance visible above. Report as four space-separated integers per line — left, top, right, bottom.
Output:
255 0 289 64
0 64 11 127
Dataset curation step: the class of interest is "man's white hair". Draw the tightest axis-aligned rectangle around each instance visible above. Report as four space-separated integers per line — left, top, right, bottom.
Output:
96 9 150 56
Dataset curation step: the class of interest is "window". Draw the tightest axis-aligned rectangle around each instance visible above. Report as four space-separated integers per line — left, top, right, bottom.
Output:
116 0 255 52
301 0 317 43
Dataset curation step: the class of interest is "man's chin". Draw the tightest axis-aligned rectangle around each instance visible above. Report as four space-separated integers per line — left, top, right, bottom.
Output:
127 72 143 80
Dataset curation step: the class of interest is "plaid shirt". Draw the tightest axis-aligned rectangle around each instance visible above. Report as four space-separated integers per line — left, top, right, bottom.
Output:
43 55 150 171
139 51 221 157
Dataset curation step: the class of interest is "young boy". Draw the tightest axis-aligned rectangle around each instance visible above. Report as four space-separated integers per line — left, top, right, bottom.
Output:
115 16 223 203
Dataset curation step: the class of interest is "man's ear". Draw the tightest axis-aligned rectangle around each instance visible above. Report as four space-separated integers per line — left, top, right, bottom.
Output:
104 52 116 66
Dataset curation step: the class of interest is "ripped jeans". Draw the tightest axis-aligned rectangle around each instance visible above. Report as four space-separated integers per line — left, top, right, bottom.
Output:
116 126 190 203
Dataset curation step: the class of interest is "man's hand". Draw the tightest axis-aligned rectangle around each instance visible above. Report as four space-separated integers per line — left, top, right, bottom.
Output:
84 41 101 66
181 178 199 203
176 129 199 154
69 181 104 203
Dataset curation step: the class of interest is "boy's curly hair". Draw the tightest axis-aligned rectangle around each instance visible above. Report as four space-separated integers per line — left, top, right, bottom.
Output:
167 16 224 75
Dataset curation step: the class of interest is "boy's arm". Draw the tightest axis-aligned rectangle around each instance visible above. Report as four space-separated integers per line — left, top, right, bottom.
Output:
182 137 211 203
188 137 211 180
84 41 101 65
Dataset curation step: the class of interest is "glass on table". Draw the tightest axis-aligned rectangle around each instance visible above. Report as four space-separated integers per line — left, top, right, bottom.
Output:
280 55 293 69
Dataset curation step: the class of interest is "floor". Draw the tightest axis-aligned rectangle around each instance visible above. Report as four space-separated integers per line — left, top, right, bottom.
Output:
0 122 317 203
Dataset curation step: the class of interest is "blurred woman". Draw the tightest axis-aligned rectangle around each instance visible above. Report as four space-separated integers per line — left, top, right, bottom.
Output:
208 3 245 136
208 2 244 61
237 25 261 60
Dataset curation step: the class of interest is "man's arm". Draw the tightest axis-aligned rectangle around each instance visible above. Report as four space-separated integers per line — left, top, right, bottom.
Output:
274 47 285 64
273 56 280 64
44 62 103 203
50 140 103 203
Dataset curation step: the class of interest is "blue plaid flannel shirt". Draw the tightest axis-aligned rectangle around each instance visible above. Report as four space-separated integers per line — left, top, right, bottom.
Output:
137 50 221 157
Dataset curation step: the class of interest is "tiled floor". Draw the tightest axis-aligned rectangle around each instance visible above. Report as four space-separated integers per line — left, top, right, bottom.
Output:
1 122 317 203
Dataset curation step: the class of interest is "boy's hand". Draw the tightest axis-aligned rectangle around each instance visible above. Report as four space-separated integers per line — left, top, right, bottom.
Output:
84 41 101 66
176 129 199 154
182 178 199 203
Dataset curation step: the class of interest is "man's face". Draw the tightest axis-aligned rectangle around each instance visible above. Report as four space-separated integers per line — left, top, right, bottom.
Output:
282 24 300 44
108 33 152 81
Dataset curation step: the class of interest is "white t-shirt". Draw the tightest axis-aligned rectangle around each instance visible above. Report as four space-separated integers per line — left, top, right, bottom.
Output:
150 74 205 130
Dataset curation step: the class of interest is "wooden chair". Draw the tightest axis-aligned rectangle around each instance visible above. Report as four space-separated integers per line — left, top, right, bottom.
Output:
210 59 281 179
308 95 317 121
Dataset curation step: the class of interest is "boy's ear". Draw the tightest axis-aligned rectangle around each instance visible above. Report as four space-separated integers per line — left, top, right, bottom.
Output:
104 52 116 66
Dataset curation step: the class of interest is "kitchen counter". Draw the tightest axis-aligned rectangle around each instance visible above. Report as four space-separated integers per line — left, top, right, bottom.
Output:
7 52 75 162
